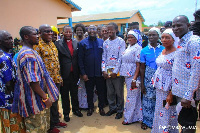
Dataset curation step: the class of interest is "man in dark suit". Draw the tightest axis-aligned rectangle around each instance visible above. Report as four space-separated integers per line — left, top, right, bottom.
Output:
78 25 105 116
55 25 83 122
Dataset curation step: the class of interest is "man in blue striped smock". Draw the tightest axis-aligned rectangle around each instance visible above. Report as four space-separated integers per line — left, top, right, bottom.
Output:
12 26 59 133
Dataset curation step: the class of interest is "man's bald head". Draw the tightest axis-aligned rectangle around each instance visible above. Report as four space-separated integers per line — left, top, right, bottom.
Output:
39 24 51 32
172 15 190 38
0 30 11 41
0 30 13 52
173 15 189 24
39 24 53 43
0 30 6 41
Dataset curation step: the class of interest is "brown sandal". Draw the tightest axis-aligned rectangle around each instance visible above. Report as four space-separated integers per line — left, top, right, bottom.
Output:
141 123 148 130
122 121 130 125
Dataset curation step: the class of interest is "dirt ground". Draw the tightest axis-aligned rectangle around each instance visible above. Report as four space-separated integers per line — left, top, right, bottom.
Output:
0 102 199 133
58 93 200 133
1 92 199 133
58 100 152 133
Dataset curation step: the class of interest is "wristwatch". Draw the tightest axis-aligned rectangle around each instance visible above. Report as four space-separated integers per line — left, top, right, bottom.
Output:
132 79 136 82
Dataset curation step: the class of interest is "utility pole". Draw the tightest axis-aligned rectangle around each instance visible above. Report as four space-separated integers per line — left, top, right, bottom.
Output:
195 0 198 11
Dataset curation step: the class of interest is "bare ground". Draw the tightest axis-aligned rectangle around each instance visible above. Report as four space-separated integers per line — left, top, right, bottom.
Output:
58 92 200 133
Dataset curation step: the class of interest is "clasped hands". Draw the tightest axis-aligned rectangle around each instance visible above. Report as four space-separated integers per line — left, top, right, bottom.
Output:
102 71 117 79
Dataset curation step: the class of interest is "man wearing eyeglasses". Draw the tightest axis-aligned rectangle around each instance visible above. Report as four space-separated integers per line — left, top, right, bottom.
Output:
34 24 66 133
78 25 106 116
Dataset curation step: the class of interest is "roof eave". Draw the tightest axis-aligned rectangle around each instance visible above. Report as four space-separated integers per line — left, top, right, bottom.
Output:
62 0 81 11
57 17 131 25
137 10 145 22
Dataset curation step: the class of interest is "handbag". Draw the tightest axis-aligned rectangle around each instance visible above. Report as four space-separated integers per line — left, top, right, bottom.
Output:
178 107 198 127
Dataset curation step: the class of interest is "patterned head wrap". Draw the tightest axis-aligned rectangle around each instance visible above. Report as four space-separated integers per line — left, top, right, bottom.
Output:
128 30 142 46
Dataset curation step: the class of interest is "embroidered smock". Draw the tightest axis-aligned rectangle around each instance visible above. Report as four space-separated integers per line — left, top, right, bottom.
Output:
12 46 59 117
172 32 200 101
102 37 126 74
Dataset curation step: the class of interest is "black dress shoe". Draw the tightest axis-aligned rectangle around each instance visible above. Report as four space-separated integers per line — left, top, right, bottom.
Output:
115 112 123 119
105 110 117 116
87 109 94 116
73 110 83 117
64 115 70 122
99 109 105 116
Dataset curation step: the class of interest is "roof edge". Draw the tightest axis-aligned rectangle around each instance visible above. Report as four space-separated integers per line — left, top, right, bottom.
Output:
64 0 81 11
57 17 131 25
127 10 145 22
137 10 145 22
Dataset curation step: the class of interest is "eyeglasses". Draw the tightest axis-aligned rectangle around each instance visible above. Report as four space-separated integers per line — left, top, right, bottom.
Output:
43 30 53 34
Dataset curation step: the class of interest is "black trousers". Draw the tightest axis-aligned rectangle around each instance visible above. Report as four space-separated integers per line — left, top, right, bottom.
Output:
103 79 108 105
50 83 60 129
60 72 79 116
85 76 105 109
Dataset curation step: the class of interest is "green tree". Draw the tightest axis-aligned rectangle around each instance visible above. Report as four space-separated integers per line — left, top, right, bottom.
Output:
157 21 164 26
142 22 148 27
143 28 149 32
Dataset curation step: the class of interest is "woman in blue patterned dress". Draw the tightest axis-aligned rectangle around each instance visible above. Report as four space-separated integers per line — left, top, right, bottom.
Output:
140 27 165 130
151 29 179 133
120 30 143 125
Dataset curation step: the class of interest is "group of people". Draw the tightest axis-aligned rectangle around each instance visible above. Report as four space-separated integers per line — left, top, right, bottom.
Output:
0 8 200 133
141 14 200 133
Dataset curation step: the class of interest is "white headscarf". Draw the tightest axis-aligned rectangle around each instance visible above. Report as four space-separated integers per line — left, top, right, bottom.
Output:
149 27 161 38
162 28 179 48
128 30 138 41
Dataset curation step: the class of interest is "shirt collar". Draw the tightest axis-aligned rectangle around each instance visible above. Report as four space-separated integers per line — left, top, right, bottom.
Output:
65 39 72 43
88 36 97 41
179 31 193 43
148 43 161 49
0 49 13 57
39 37 52 45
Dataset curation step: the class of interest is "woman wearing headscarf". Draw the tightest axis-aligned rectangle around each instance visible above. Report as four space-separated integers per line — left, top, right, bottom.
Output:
151 29 179 133
140 27 165 130
120 31 143 125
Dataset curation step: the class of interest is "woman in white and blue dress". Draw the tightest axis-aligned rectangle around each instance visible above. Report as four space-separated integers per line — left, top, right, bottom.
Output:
77 79 97 109
120 30 143 125
151 29 179 133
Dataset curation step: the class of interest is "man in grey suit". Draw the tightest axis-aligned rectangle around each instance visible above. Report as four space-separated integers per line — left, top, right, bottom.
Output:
55 25 83 122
